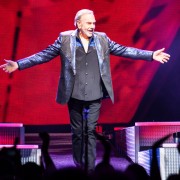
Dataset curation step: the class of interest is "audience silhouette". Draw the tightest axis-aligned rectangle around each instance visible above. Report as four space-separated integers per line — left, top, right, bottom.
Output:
0 131 179 180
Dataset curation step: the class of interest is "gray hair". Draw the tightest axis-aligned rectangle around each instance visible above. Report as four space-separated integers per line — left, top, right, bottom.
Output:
74 9 94 27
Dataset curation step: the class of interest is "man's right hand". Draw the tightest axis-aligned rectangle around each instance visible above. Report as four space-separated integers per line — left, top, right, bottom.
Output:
0 60 18 73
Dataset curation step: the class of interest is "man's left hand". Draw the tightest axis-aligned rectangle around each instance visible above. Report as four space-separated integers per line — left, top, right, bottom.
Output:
153 48 170 64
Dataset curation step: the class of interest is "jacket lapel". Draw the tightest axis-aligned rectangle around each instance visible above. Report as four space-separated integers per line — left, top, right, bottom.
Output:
94 34 104 70
70 30 77 75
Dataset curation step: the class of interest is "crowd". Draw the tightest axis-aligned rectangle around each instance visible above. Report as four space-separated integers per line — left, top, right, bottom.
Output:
0 130 179 180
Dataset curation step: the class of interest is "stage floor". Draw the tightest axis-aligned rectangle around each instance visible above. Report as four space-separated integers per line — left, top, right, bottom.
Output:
50 146 131 171
25 132 131 172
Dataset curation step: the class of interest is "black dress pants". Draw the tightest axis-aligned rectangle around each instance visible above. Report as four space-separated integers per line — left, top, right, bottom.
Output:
67 98 101 173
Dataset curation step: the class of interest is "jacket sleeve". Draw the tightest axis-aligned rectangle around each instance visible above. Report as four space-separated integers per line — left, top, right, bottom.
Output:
17 34 62 70
107 36 153 61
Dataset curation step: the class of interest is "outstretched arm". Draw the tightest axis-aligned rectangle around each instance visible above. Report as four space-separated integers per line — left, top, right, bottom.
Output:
152 48 170 64
0 34 62 74
0 60 18 73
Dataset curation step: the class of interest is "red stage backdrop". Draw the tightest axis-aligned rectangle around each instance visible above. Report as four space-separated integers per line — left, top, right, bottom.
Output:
0 0 179 125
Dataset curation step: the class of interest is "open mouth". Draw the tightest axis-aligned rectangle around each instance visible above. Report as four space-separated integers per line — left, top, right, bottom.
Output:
88 30 93 34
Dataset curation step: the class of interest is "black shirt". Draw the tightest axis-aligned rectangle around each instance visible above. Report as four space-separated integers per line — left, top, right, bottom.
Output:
71 36 103 101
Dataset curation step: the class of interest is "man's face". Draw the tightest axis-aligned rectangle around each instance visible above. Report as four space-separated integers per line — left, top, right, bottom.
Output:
77 13 96 38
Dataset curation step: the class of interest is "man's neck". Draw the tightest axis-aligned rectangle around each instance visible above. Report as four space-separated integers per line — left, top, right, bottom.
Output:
79 32 89 41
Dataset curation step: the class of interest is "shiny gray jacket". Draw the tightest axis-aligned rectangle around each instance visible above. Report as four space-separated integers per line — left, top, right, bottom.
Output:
17 29 153 104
